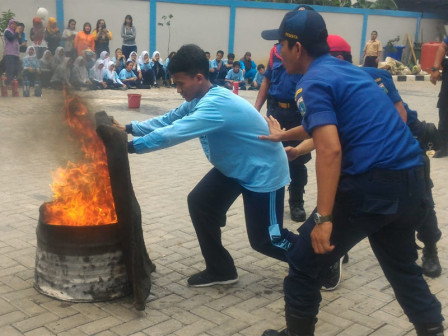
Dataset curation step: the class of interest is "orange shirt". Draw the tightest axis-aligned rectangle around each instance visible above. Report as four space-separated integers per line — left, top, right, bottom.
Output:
74 31 95 56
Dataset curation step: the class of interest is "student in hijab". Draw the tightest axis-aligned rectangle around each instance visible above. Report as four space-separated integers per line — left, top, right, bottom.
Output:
3 19 20 85
150 51 165 87
39 50 55 88
138 50 156 88
99 51 111 69
92 19 112 56
88 59 107 90
127 51 143 85
70 56 91 90
30 17 47 59
53 46 67 68
74 22 95 56
112 47 126 74
62 19 77 60
104 62 127 90
50 56 72 90
22 46 41 85
44 17 61 55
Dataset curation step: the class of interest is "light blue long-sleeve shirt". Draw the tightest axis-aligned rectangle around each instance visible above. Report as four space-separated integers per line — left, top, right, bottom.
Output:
130 86 290 192
225 69 244 82
119 68 136 80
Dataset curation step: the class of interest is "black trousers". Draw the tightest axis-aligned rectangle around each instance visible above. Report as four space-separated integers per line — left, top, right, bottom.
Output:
283 165 443 325
364 55 378 68
267 99 310 190
187 168 298 277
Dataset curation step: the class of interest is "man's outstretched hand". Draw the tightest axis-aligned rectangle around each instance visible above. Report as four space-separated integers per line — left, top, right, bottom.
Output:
259 115 285 142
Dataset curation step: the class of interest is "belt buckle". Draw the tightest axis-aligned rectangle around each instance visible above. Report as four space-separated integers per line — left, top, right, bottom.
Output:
278 102 289 109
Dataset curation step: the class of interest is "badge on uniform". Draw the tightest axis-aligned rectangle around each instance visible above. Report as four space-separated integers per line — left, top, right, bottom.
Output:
378 82 388 94
297 96 306 117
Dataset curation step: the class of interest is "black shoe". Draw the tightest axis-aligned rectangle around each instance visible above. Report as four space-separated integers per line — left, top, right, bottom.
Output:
261 329 287 336
153 83 160 88
321 258 342 291
414 323 444 336
170 83 176 88
422 245 442 278
187 270 238 287
342 253 349 264
290 205 306 222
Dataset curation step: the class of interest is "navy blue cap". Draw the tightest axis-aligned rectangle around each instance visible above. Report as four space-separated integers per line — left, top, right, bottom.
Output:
261 10 327 47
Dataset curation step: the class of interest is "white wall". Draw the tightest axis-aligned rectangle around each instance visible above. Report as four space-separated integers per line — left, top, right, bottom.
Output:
420 18 446 42
156 3 229 60
1 0 443 66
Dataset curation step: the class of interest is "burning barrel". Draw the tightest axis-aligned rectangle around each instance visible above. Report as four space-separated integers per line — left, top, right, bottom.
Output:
34 94 153 310
35 205 131 302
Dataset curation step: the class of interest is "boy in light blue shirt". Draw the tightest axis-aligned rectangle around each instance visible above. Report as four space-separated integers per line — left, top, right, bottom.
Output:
249 64 265 90
113 44 299 289
224 61 246 90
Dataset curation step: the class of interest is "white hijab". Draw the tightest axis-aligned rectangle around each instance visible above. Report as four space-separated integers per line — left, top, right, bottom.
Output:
73 56 88 82
138 51 150 64
127 51 140 71
152 50 163 64
106 63 116 81
100 50 110 68
91 59 105 81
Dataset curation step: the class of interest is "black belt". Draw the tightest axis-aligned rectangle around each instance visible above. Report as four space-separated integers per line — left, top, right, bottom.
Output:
268 98 296 109
369 166 424 182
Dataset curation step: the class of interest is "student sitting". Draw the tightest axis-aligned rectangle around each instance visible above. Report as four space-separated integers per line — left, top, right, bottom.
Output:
88 59 107 90
150 51 165 87
119 61 141 89
164 51 176 87
39 50 54 88
22 46 41 86
239 51 257 83
224 61 246 90
104 62 127 90
127 51 143 86
249 64 265 90
71 56 91 89
111 48 126 74
209 50 227 85
138 51 156 88
224 53 235 73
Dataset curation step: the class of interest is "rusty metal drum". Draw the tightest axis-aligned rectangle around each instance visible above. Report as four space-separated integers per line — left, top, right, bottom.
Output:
34 204 131 302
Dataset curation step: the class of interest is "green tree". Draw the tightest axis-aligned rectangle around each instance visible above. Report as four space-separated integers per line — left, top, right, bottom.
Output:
0 10 15 34
158 14 174 56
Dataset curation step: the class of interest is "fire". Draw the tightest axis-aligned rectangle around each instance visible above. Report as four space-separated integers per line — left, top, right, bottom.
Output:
43 92 117 226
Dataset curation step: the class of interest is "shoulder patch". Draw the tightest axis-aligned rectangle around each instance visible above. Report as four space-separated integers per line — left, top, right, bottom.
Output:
375 78 381 82
297 96 306 117
294 88 303 101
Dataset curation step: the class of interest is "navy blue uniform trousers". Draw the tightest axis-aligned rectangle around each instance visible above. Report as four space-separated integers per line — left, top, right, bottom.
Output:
283 165 443 325
188 168 298 278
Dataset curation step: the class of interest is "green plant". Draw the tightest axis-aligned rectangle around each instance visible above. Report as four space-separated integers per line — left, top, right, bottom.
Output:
385 36 400 53
158 14 174 56
0 9 15 34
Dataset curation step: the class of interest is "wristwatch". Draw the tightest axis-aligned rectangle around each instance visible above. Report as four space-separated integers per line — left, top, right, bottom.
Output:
431 67 439 72
314 212 333 224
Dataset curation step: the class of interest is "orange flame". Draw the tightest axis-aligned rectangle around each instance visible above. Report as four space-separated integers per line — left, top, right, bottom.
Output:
43 93 117 226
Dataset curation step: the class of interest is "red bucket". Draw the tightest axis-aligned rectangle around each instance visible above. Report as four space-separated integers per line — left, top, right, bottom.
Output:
128 94 142 108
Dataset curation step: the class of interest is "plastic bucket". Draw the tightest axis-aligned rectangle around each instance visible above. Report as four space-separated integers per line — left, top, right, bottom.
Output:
384 45 405 62
128 94 142 108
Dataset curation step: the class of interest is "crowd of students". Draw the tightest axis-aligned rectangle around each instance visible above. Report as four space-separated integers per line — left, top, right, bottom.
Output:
1 15 179 91
2 14 269 94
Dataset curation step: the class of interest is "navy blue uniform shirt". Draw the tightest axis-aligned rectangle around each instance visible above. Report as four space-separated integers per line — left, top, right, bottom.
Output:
361 67 418 126
295 54 422 175
265 44 302 102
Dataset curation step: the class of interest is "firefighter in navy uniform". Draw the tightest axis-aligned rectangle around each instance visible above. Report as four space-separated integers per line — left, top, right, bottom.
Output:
254 43 310 223
327 34 442 279
430 34 448 158
260 10 444 336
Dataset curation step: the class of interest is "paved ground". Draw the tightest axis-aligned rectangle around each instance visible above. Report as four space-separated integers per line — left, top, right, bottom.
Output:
0 81 447 336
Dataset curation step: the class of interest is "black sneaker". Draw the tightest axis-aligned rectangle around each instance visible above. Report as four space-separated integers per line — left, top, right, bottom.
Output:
321 258 342 291
187 270 238 287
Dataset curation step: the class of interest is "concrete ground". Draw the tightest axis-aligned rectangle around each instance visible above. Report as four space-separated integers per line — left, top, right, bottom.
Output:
0 81 446 336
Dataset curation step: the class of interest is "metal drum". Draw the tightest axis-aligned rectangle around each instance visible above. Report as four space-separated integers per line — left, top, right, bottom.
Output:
34 204 131 302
